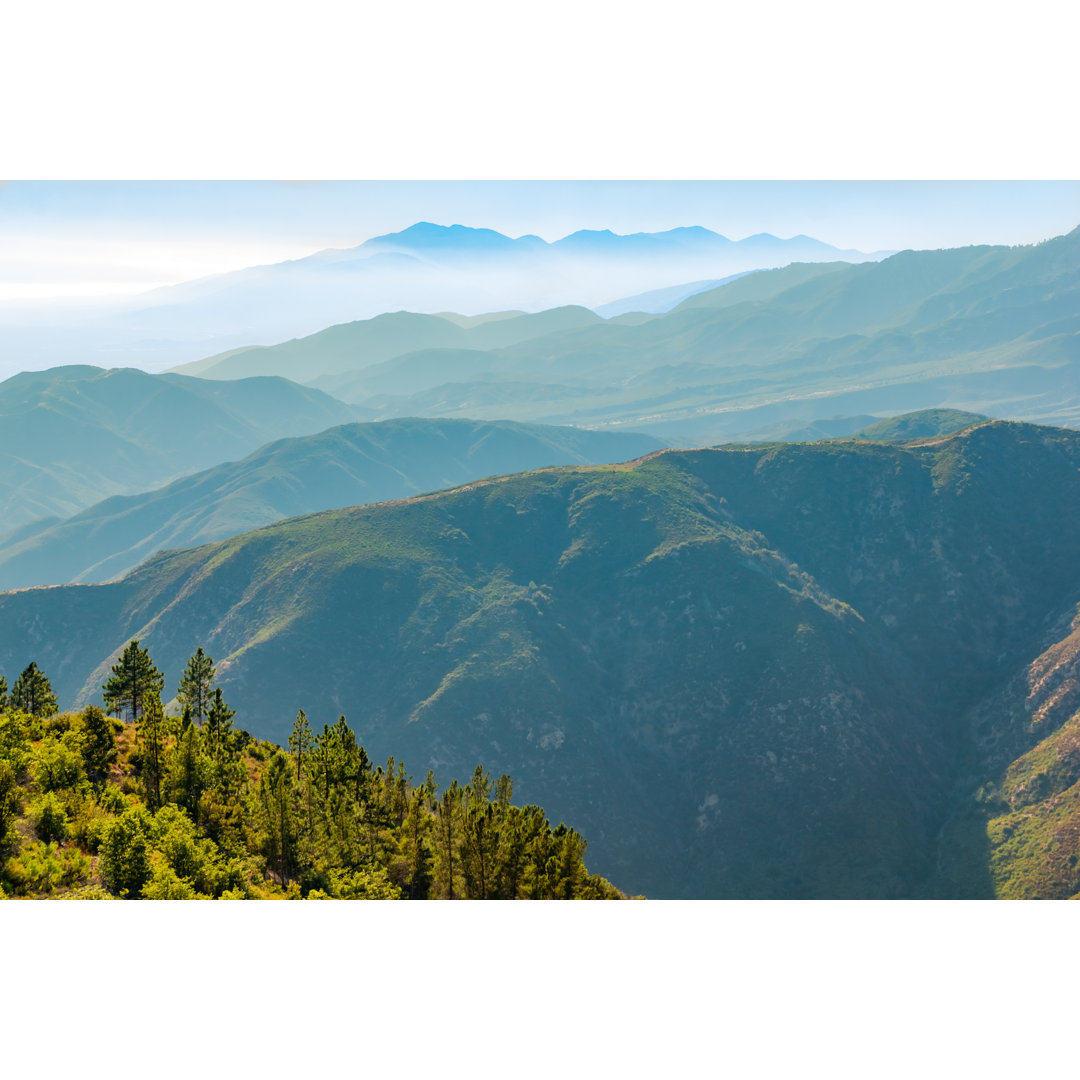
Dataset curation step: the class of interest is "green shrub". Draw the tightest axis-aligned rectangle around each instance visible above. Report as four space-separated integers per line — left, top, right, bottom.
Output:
99 806 153 898
30 736 86 793
6 841 90 895
143 859 199 900
28 791 70 844
98 783 127 814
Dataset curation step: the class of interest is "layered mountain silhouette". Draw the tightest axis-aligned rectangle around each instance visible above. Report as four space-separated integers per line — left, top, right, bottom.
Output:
0 365 362 531
4 417 1080 898
0 417 662 588
165 228 1080 444
0 224 885 376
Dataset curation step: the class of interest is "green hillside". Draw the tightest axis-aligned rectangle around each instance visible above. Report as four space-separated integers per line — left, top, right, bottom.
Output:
174 306 603 383
0 663 621 900
853 408 989 441
264 230 1080 442
0 366 361 531
0 418 663 588
5 419 1080 897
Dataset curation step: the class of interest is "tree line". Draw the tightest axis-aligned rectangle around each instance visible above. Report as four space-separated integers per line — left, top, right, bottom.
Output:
0 644 621 899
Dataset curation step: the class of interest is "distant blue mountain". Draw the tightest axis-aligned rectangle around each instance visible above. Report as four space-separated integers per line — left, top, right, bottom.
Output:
0 222 888 377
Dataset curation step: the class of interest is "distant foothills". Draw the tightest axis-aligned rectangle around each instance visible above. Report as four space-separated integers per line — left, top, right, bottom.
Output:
2 223 1079 898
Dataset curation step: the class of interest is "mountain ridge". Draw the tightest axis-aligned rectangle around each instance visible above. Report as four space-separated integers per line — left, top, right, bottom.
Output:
4 418 1080 897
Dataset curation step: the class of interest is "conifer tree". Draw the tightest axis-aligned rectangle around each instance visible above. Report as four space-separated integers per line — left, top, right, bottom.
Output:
102 639 164 725
177 647 215 725
138 692 167 809
79 704 117 782
205 688 236 758
289 709 311 783
11 662 59 717
0 673 8 710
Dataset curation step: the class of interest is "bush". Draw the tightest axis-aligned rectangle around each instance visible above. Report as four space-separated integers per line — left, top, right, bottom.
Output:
29 791 70 844
99 807 153 898
70 800 114 853
42 713 73 737
98 783 127 814
6 841 90 895
143 859 199 900
31 736 86 793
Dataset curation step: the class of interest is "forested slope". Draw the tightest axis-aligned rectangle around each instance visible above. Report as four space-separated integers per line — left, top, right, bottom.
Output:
5 419 1080 896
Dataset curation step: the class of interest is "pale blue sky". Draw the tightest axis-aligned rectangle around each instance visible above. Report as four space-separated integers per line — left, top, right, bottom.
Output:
2 181 1078 301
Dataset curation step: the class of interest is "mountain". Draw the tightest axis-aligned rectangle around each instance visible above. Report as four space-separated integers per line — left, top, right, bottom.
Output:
591 274 752 318
283 229 1080 444
0 224 885 378
0 365 361 531
173 305 604 384
853 408 989 441
5 418 1080 898
0 418 664 588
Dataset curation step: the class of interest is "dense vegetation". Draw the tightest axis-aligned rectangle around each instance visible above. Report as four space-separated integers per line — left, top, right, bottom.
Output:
0 647 621 899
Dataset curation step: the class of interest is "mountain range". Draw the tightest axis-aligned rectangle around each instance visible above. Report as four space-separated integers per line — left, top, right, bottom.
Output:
161 227 1080 445
5 417 1080 898
0 365 362 532
0 224 886 377
0 417 662 588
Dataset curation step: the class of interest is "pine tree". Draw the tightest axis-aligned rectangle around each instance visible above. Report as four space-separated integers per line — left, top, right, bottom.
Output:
177 647 215 725
11 662 59 717
138 692 167 809
102 640 164 725
289 708 311 783
0 673 8 711
79 704 117 782
205 688 236 759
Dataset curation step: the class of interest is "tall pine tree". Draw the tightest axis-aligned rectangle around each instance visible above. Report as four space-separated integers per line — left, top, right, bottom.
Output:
177 647 215 725
0 673 8 710
102 640 164 725
11 662 58 717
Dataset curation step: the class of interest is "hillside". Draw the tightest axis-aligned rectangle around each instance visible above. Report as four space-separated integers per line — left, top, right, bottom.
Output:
174 306 604 383
853 408 989 441
0 684 621 900
4 419 1080 897
0 366 362 531
0 418 663 588
167 229 1080 445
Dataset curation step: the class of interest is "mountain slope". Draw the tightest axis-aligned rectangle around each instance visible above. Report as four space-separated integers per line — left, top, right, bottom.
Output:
0 366 361 531
4 420 1080 897
175 305 604 384
326 230 1080 441
0 418 663 588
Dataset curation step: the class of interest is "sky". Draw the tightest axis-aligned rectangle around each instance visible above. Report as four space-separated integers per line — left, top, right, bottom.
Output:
2 180 1078 303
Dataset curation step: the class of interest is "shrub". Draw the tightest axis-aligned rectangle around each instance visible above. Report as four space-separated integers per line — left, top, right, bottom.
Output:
28 791 69 844
143 859 199 900
30 736 86 793
99 806 153 898
6 841 90 895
